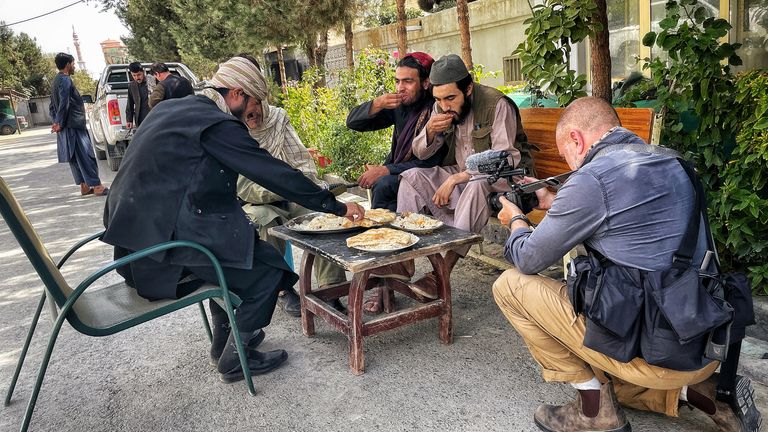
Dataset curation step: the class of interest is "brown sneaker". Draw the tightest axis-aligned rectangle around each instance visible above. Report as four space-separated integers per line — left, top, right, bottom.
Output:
370 260 415 281
534 381 631 432
689 373 762 432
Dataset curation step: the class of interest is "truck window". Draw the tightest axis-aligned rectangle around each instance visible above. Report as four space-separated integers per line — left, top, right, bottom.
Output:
107 70 128 83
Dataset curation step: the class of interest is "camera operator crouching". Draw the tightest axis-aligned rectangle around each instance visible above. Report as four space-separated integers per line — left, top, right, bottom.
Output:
492 97 761 432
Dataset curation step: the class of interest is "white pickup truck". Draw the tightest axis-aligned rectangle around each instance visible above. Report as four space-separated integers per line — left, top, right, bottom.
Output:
84 62 198 171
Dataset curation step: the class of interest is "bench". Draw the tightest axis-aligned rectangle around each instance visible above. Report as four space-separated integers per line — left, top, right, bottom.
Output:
480 107 655 276
520 107 655 224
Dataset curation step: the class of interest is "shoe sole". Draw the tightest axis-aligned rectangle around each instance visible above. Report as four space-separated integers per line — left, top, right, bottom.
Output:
730 376 762 432
534 417 632 432
370 273 412 281
209 329 266 367
408 283 438 300
219 351 289 384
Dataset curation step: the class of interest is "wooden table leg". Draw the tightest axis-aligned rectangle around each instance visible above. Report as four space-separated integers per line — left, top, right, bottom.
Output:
299 252 316 337
427 253 452 344
382 279 396 314
348 271 369 375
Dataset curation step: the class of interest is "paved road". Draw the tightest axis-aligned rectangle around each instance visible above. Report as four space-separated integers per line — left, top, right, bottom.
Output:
0 128 764 431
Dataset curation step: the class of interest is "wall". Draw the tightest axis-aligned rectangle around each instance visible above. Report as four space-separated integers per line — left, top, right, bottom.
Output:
347 0 532 87
28 96 52 126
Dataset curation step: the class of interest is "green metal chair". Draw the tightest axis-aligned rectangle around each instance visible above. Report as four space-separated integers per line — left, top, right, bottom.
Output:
0 176 257 432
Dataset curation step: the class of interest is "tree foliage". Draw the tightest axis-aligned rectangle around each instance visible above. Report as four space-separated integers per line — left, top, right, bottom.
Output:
0 24 55 96
640 0 766 293
513 0 598 106
112 0 181 62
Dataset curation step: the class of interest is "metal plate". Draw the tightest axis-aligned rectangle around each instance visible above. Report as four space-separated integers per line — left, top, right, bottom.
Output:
389 213 444 234
284 212 367 234
349 232 420 253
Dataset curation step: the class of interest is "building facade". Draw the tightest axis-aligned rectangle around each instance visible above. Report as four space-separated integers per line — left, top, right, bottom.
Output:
339 0 767 87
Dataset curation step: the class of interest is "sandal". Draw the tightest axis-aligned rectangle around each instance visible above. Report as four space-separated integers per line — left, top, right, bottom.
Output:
363 287 383 315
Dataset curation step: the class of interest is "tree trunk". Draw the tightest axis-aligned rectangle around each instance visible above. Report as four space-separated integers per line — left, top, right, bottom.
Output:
344 19 354 70
276 46 288 94
304 33 317 68
396 0 408 58
315 29 329 87
456 0 473 69
590 0 612 103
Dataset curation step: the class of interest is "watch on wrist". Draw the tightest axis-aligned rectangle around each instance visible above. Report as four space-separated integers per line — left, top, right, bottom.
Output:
508 214 533 228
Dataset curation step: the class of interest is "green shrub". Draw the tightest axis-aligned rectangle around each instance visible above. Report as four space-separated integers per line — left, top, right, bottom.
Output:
710 70 768 294
282 48 394 180
640 0 766 293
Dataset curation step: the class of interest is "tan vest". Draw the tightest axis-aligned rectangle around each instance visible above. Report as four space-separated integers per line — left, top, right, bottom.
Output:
441 83 535 175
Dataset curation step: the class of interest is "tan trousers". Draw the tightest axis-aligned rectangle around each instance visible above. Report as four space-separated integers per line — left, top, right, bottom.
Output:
492 268 719 417
397 166 511 256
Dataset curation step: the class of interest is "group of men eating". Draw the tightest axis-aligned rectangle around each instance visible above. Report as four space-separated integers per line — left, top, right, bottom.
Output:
101 51 760 432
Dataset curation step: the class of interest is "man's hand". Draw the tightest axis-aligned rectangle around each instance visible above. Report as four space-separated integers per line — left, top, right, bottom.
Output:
497 196 523 227
126 122 134 129
370 93 402 115
521 176 557 210
425 113 453 144
432 177 457 207
344 202 366 222
358 164 389 189
50 123 61 133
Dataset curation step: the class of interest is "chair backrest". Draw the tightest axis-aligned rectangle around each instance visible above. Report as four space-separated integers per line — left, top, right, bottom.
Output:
0 176 74 309
519 107 655 179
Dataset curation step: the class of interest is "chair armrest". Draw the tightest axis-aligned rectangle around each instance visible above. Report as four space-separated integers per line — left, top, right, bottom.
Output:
56 230 106 269
59 240 235 320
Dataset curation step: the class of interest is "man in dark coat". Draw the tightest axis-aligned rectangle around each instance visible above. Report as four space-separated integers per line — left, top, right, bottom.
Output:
102 57 365 383
147 62 194 109
125 62 151 128
49 52 108 196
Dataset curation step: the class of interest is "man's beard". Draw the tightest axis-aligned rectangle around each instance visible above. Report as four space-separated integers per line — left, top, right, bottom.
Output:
231 95 250 122
451 93 472 124
403 88 425 107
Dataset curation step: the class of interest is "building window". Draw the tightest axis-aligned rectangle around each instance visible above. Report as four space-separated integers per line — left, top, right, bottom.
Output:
29 102 38 114
503 56 523 83
608 0 642 80
731 0 768 70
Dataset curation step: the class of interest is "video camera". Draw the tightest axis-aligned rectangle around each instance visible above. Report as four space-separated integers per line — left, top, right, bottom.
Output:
468 150 573 215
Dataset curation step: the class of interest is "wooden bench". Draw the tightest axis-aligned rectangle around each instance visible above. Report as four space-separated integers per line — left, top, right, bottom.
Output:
480 107 655 277
520 107 655 224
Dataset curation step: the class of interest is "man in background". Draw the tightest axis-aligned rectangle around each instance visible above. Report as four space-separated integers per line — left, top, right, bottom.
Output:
148 62 194 109
126 62 152 129
49 52 108 197
233 54 348 316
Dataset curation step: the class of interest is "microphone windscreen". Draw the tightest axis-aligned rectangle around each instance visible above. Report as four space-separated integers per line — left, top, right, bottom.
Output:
465 150 508 171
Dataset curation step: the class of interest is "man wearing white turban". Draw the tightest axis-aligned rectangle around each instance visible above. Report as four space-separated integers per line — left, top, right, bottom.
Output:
103 56 365 384
230 54 348 316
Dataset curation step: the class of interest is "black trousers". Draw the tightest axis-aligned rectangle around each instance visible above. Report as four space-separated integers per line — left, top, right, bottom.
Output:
115 237 298 333
371 174 400 211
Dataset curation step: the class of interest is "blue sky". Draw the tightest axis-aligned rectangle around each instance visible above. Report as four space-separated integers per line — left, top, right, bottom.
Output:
4 0 130 78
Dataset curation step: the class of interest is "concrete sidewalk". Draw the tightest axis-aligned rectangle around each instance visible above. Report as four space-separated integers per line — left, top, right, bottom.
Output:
0 131 765 431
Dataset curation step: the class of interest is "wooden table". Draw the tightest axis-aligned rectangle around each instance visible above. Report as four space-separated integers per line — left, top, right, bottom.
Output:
270 224 483 375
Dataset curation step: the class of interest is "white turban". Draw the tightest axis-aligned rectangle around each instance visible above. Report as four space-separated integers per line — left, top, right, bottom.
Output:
208 56 270 120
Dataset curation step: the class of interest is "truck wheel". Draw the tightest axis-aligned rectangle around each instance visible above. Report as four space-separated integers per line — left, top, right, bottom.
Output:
89 130 107 160
106 144 121 171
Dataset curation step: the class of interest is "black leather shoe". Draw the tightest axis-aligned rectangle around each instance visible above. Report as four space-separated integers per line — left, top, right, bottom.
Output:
209 328 265 367
218 349 289 383
280 289 302 317
330 298 347 315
